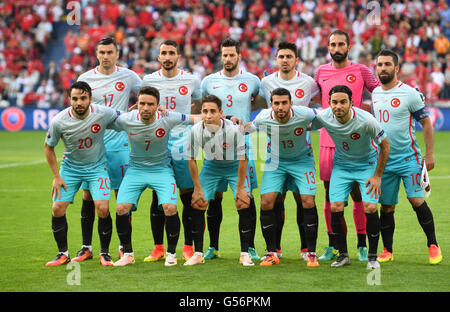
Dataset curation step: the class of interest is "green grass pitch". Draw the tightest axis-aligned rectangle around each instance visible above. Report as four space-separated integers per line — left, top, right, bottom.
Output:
0 130 449 292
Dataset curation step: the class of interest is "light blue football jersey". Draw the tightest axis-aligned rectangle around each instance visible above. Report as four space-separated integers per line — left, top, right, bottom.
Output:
77 66 142 151
142 69 202 114
110 111 189 168
45 104 120 169
259 71 320 107
201 69 260 122
372 81 427 166
188 118 246 167
252 105 316 161
142 69 202 158
313 107 387 168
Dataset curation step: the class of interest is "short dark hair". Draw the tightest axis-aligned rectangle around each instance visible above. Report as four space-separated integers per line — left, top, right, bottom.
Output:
69 81 92 98
270 87 292 102
276 41 298 58
220 38 241 54
201 94 222 110
160 40 180 54
96 37 118 51
137 86 160 103
376 49 399 66
328 30 350 46
329 85 353 102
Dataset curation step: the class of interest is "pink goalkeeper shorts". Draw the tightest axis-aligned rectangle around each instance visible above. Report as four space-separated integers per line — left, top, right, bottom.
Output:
319 146 335 181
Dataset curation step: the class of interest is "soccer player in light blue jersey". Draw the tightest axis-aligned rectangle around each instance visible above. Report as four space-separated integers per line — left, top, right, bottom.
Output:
372 49 442 265
245 88 319 267
259 42 320 261
110 86 202 267
313 85 390 269
142 40 202 262
44 81 120 267
200 38 260 260
75 37 142 262
186 94 253 266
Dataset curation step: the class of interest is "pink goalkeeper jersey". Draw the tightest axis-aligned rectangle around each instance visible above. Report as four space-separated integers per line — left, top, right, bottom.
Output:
314 61 380 147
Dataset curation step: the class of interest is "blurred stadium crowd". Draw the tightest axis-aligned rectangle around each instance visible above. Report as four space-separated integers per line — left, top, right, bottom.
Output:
1 0 450 109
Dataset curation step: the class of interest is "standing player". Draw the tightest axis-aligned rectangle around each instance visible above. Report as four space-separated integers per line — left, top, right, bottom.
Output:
44 81 120 267
259 41 320 260
314 30 380 262
372 49 442 265
186 94 254 266
142 40 202 262
74 37 142 262
110 86 200 267
200 38 260 261
312 85 390 269
245 88 320 267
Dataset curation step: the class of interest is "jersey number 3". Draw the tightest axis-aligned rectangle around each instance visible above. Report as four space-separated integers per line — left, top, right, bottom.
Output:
226 95 233 107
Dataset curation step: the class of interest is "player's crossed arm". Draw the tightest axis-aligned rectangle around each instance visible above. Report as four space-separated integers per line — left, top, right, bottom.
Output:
242 121 257 135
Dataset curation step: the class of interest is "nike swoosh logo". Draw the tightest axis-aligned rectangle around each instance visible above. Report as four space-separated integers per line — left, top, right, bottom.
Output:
103 193 109 196
414 189 422 192
130 133 137 136
309 187 316 191
241 229 252 234
306 223 317 227
322 79 329 82
168 233 179 237
171 197 177 200
212 86 221 89
262 224 274 230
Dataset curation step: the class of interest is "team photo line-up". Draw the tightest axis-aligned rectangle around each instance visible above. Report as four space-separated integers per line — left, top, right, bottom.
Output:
44 31 442 269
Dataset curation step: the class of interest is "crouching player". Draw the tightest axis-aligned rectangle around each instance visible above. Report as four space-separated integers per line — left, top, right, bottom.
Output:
44 81 120 267
312 85 390 269
110 86 201 267
244 88 320 267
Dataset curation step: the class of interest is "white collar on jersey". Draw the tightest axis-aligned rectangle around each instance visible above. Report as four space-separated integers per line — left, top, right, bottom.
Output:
202 118 225 132
276 70 300 80
93 65 119 75
270 107 295 121
137 110 160 122
332 107 356 121
219 69 243 77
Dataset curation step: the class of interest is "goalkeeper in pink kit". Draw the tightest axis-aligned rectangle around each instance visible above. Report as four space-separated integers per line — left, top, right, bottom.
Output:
313 30 380 261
